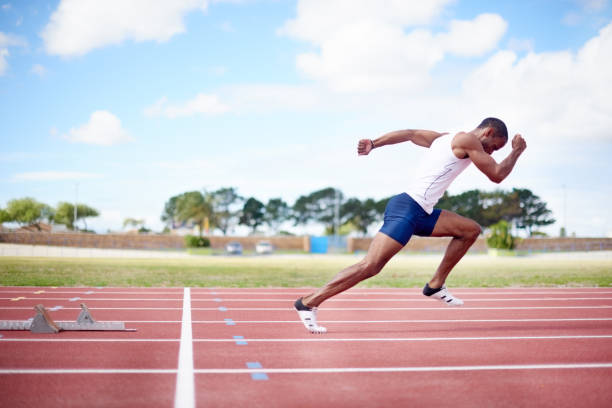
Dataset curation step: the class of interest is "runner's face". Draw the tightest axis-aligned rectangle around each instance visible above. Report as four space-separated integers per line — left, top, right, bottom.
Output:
483 133 506 154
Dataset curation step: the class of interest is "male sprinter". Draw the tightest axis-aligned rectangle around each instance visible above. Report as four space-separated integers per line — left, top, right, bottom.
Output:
295 117 527 333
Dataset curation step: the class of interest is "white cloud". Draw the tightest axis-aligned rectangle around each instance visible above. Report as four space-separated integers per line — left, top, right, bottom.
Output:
0 31 26 75
562 12 583 26
578 0 608 11
41 0 209 56
439 13 507 57
224 83 323 113
462 21 612 142
11 171 103 182
31 64 46 76
280 1 506 92
0 48 8 75
2 4 10 11
144 93 229 118
63 110 133 145
507 37 535 53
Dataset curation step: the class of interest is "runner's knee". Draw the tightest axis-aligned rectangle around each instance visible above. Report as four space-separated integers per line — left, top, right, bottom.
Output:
465 222 481 241
359 259 382 279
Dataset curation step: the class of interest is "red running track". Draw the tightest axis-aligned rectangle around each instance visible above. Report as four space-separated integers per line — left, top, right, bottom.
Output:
1 286 612 407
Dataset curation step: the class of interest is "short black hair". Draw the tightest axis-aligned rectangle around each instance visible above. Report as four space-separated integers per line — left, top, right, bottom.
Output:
478 117 508 141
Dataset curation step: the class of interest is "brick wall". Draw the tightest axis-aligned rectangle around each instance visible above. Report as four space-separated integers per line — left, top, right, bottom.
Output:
0 232 310 251
1 232 610 253
0 232 185 249
347 236 612 253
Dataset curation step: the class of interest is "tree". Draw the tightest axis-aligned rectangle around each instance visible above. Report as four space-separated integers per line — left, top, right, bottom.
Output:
239 197 265 233
513 188 555 236
437 190 487 225
175 191 215 237
211 187 243 235
292 187 343 234
4 197 54 228
0 208 9 224
437 189 522 229
161 195 180 229
486 220 516 250
264 198 290 233
123 218 145 230
54 202 99 230
340 198 379 236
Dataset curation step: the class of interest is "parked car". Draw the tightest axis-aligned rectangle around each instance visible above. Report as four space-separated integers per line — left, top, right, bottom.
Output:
255 240 274 254
225 241 243 255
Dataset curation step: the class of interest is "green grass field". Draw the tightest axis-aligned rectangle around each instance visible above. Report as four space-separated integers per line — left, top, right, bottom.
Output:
1 254 611 288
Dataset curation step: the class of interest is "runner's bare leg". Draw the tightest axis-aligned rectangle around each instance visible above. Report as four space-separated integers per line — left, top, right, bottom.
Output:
301 232 403 308
427 210 481 288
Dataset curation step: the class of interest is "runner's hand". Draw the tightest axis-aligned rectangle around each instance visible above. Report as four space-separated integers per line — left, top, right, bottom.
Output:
511 134 526 153
358 139 374 155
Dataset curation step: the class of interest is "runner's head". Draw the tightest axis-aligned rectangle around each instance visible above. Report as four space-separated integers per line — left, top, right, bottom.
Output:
477 117 508 154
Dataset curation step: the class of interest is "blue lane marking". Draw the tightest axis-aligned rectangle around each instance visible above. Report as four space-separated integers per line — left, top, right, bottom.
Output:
246 362 268 380
49 306 63 311
69 297 81 302
218 306 227 312
213 298 222 302
233 336 248 345
224 318 235 326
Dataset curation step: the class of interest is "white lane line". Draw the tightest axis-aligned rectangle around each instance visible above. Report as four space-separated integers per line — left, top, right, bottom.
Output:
1 318 609 324
174 288 195 408
0 297 182 301
3 297 611 302
192 335 612 342
1 363 611 375
2 306 611 313
56 318 607 324
0 369 177 374
195 306 612 311
186 318 612 324
1 335 611 343
190 291 612 295
190 298 612 302
0 338 179 342
192 363 612 374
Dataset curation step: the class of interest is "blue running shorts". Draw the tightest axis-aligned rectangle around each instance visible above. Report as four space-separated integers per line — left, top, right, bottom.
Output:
379 193 442 246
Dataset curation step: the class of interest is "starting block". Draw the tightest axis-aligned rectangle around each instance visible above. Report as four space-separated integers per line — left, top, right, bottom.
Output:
0 303 136 333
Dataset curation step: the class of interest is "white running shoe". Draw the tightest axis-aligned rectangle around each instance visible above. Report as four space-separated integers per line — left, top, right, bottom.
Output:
295 298 327 334
429 285 464 306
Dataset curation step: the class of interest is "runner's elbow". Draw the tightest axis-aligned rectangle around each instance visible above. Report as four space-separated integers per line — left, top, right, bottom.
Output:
488 171 505 184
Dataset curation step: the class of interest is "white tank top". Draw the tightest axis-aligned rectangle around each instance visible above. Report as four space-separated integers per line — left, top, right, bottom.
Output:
405 133 471 214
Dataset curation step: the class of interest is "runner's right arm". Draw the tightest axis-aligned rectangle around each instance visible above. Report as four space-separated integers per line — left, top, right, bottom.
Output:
358 130 446 155
454 133 527 183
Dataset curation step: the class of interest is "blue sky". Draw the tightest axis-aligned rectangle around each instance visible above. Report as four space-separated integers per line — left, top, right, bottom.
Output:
1 0 611 236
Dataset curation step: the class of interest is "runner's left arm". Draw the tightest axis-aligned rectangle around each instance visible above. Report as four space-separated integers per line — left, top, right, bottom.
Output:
358 129 446 155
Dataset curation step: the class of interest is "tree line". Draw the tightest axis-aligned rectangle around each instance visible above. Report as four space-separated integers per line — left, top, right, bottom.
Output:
0 198 99 231
162 187 555 237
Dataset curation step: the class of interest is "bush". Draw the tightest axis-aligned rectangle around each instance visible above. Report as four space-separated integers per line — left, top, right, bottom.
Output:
486 220 516 250
184 235 210 248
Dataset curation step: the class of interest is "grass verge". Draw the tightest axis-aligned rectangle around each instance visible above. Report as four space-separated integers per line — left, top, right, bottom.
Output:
0 255 611 288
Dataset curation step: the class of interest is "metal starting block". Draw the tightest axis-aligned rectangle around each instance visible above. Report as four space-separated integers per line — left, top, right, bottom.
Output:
0 303 136 333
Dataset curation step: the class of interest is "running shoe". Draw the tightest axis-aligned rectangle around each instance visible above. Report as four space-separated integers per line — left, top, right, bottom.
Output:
428 285 464 306
294 298 327 333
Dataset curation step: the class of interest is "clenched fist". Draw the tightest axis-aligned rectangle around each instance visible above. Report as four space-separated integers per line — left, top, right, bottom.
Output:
358 139 374 155
512 134 526 153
